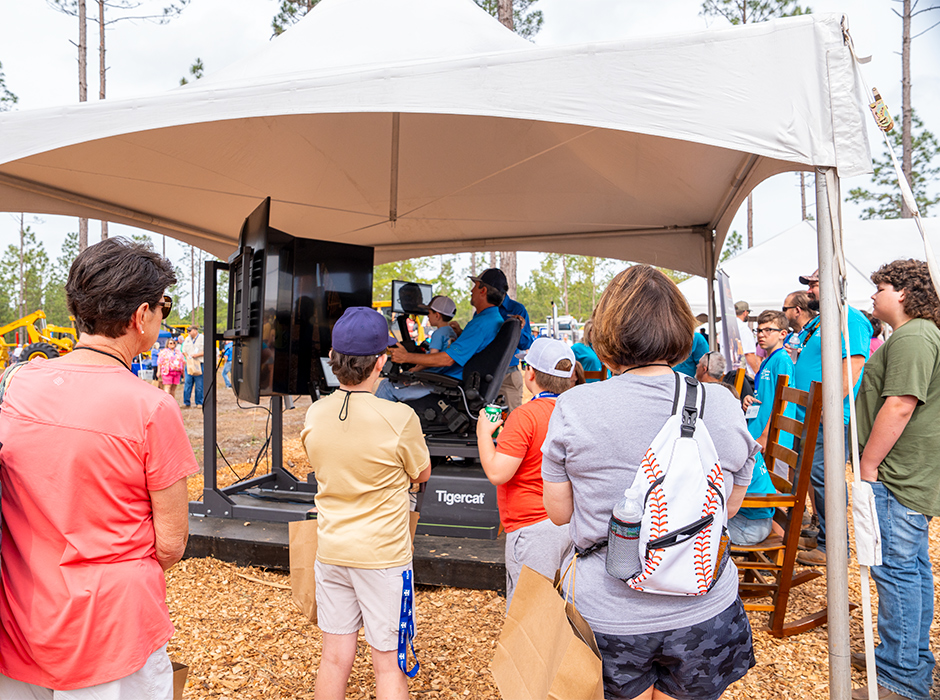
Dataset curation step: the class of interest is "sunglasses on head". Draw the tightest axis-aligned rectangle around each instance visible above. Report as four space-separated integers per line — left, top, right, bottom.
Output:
154 295 173 320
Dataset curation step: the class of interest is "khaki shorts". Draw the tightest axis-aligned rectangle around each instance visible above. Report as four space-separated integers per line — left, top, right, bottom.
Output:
315 560 412 652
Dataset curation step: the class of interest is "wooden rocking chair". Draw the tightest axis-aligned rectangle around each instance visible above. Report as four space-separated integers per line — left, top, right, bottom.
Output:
732 377 833 638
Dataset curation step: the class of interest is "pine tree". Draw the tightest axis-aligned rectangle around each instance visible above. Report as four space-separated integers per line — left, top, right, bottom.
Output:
272 0 321 37
847 110 940 218
0 60 18 112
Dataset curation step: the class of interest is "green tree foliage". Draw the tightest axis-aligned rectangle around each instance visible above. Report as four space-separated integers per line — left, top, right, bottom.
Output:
846 110 940 219
272 0 322 36
43 231 81 326
720 230 744 262
518 255 616 324
179 57 204 85
0 227 51 326
701 0 810 24
473 0 543 39
0 60 17 112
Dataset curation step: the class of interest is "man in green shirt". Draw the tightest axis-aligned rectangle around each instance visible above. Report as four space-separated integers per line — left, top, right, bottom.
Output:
854 259 940 700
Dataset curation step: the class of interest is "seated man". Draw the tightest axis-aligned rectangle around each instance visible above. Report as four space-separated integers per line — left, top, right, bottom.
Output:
376 274 504 402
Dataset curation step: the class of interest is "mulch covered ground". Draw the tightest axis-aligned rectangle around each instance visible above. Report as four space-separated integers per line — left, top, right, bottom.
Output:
174 450 940 699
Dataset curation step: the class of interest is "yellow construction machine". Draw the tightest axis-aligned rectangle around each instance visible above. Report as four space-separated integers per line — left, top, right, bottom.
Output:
0 311 77 366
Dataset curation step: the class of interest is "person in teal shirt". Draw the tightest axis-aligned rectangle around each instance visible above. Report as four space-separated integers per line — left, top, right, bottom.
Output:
571 320 605 382
728 310 793 545
673 330 709 378
793 269 872 566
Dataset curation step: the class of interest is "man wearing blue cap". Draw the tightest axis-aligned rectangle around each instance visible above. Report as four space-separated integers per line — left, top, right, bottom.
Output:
376 270 505 402
301 306 431 700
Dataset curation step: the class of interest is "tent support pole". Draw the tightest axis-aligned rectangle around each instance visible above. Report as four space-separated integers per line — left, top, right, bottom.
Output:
815 167 851 700
705 229 717 349
389 112 401 224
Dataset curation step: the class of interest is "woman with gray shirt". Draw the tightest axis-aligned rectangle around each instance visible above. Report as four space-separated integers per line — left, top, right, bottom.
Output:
542 265 759 700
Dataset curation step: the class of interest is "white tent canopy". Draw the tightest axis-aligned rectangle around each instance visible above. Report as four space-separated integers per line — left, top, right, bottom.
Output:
678 218 940 316
0 0 870 276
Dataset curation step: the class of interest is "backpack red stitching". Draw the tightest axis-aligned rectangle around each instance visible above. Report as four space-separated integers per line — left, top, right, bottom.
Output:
693 462 725 592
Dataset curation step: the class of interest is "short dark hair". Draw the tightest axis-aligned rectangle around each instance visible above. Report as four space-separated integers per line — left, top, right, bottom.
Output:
592 265 696 367
329 350 379 386
757 310 788 330
437 311 454 323
785 290 814 314
871 259 940 325
480 282 505 307
66 237 176 338
532 358 574 395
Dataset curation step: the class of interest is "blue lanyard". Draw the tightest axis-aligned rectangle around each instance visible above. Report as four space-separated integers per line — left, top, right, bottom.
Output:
397 570 419 678
531 391 559 401
754 348 784 394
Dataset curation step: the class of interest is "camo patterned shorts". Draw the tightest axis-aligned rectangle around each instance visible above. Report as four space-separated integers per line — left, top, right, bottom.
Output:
594 597 755 700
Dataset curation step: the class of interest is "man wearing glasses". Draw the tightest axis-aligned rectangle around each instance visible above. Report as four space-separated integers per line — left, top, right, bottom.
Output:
729 311 794 545
794 269 872 566
781 291 816 361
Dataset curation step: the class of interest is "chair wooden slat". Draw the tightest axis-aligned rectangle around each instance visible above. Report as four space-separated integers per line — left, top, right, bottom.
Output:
776 416 803 438
765 443 799 469
768 473 794 493
581 370 607 382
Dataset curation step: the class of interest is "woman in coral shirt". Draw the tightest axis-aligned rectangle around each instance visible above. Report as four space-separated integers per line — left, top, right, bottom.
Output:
0 238 199 699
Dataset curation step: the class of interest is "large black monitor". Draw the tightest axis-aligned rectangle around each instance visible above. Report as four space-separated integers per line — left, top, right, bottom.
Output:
228 198 374 403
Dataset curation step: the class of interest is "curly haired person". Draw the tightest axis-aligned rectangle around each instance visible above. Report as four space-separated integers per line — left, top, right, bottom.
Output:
854 259 940 700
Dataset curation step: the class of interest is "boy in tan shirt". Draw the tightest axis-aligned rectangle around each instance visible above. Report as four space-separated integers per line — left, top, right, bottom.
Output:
301 307 431 700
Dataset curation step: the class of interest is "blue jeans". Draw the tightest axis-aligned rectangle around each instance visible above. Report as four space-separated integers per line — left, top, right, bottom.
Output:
222 359 232 389
869 482 934 700
183 365 204 406
374 379 432 402
809 423 850 553
727 512 772 546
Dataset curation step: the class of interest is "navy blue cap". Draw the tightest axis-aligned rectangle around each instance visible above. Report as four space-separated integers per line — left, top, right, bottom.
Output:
331 307 397 356
469 268 509 293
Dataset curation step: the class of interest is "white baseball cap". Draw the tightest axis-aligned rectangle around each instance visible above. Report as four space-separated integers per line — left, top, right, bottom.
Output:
424 295 457 317
524 337 575 378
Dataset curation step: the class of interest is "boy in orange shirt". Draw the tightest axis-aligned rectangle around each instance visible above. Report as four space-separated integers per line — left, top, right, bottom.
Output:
476 337 575 607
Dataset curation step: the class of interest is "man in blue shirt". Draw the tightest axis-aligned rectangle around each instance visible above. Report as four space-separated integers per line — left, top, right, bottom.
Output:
794 269 872 566
729 310 794 545
474 268 533 412
377 274 504 402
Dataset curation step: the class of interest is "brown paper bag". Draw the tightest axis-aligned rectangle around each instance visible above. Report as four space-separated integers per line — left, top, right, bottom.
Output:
491 565 604 700
171 661 188 700
289 518 318 624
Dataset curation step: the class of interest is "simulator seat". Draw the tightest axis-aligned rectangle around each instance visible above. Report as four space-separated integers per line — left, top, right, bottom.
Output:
399 317 522 440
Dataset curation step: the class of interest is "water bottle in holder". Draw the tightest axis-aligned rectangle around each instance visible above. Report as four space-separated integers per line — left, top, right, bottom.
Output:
606 483 644 580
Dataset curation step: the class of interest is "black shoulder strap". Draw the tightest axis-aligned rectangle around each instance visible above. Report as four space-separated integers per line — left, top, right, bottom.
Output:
680 375 699 438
